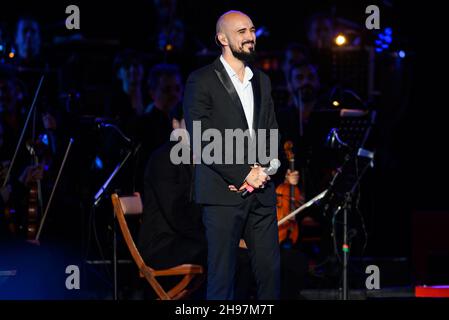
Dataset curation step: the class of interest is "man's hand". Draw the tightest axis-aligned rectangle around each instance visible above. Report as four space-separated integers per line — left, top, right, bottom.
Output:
228 184 245 192
19 165 44 187
246 165 270 189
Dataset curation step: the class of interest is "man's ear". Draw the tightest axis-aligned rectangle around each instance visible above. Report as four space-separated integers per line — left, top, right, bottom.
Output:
217 33 228 46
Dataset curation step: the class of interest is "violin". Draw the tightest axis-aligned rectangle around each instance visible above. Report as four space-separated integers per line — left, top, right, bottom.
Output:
1 161 18 235
276 141 301 247
25 134 50 241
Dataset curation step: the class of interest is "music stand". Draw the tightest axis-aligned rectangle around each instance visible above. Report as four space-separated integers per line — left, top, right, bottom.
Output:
311 108 376 300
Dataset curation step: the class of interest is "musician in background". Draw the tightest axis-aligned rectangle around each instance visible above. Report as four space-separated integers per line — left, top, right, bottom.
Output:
101 50 148 194
12 16 48 93
109 50 146 122
0 120 44 240
276 60 330 196
14 16 42 65
281 43 309 92
138 104 206 272
143 63 183 156
0 71 65 242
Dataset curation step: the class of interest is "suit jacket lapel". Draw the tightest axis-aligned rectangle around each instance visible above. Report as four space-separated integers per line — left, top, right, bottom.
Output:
250 67 261 131
213 58 249 130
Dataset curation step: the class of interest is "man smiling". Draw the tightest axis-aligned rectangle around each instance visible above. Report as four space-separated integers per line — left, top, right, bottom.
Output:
183 10 280 300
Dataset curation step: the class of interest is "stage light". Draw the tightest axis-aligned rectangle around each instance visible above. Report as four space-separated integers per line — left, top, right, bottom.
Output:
398 50 406 58
335 34 347 46
94 156 103 170
332 100 340 107
165 44 173 51
375 27 393 54
41 134 49 146
8 52 14 58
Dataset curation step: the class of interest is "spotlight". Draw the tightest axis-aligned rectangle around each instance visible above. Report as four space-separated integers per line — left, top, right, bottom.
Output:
332 100 340 107
398 50 406 58
335 34 347 46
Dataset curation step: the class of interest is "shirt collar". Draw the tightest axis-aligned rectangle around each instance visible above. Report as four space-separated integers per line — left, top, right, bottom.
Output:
220 55 253 83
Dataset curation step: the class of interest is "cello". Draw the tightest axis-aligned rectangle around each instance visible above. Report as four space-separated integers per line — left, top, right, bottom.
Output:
276 141 301 247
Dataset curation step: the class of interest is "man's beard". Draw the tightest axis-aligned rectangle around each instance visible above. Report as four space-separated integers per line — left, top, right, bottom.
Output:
230 42 257 64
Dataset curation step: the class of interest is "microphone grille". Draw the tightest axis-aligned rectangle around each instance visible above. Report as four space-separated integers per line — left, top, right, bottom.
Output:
270 158 281 169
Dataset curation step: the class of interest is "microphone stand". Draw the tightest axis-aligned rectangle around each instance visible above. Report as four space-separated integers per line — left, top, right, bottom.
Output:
92 128 140 300
340 157 372 300
322 147 373 300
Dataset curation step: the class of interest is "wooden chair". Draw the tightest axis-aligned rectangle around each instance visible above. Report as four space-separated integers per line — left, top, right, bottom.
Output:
111 192 204 300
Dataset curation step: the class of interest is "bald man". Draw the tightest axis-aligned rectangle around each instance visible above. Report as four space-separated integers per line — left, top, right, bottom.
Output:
183 11 280 300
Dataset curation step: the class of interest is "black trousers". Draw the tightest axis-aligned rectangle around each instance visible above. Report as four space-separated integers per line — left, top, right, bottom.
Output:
202 195 280 300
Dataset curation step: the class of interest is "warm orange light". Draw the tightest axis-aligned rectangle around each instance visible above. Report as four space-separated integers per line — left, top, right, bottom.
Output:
332 100 340 107
335 34 347 46
9 52 15 58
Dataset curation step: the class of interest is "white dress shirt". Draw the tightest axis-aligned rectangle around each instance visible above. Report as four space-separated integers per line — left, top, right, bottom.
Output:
220 55 254 137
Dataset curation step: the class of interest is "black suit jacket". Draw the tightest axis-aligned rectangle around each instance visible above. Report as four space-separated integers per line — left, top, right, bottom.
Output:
183 58 279 206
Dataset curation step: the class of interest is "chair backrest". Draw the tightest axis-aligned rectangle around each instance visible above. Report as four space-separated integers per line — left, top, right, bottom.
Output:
111 192 172 299
118 194 143 215
111 192 146 270
111 192 204 300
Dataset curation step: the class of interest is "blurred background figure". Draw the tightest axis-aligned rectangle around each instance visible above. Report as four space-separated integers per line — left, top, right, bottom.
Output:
282 43 309 90
138 104 206 271
306 13 334 50
14 17 41 66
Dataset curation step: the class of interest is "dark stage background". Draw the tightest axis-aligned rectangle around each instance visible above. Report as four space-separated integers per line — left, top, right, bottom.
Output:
0 0 447 299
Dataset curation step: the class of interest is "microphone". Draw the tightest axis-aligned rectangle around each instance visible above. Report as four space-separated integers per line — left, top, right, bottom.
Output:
326 128 350 150
97 121 142 156
97 122 133 145
241 158 281 198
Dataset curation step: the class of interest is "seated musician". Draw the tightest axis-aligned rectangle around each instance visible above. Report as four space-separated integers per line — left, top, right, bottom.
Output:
138 104 207 271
